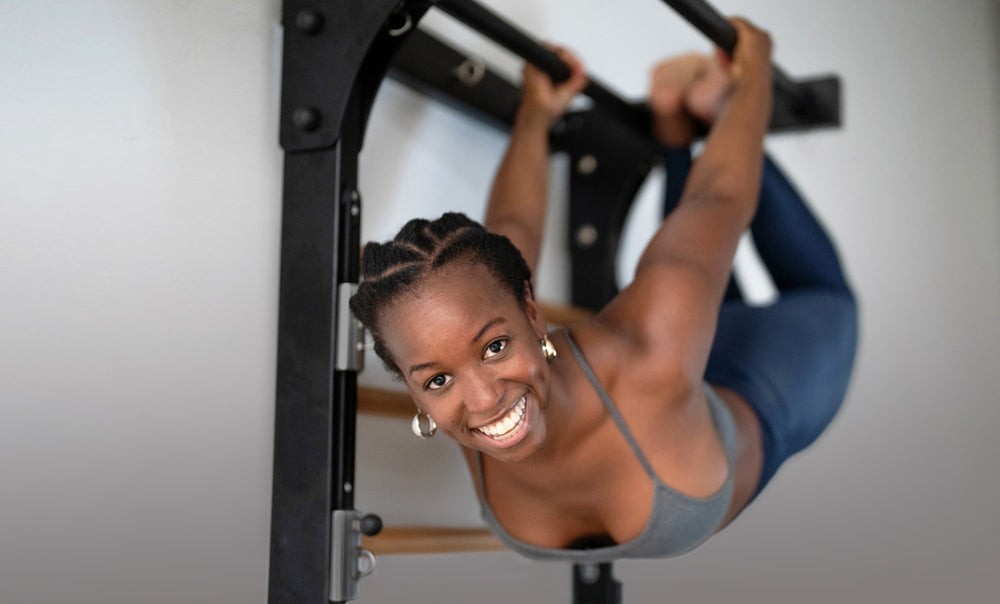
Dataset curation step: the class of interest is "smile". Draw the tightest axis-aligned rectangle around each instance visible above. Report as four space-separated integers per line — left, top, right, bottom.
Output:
474 395 527 441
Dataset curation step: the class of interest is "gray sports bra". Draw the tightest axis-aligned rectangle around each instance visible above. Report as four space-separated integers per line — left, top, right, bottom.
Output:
476 330 739 562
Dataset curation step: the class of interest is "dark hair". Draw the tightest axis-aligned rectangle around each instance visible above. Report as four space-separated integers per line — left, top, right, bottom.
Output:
350 212 533 376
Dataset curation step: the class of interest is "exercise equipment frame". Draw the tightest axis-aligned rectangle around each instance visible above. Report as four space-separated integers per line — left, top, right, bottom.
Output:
269 1 841 603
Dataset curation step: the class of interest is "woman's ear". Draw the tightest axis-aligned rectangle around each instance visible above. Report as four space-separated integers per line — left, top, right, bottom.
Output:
522 281 547 338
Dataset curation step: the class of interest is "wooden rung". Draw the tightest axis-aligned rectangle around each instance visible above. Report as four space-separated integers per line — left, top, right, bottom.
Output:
363 526 505 555
358 386 412 419
538 300 594 326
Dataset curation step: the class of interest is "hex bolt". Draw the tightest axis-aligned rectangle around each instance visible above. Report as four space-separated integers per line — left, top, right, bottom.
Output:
295 9 324 34
292 106 321 132
577 154 598 175
576 224 598 248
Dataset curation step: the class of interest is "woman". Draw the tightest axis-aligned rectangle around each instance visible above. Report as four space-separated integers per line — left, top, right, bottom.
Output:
350 18 857 561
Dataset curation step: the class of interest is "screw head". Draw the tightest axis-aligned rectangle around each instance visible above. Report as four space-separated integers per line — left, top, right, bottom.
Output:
578 563 601 585
575 224 598 247
577 154 598 175
295 9 324 34
292 106 321 132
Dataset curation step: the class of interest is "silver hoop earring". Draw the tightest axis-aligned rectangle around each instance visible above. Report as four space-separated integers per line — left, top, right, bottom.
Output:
411 411 437 439
540 335 558 362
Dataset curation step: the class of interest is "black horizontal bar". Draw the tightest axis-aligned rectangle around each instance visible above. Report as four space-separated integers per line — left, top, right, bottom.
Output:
388 27 840 142
658 0 806 106
388 28 521 131
432 0 644 131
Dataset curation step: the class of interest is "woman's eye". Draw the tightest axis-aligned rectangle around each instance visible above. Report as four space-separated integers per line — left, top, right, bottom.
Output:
426 374 451 390
484 338 508 358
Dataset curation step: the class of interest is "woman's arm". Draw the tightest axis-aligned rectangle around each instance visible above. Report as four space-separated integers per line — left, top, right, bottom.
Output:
484 48 587 276
603 19 773 380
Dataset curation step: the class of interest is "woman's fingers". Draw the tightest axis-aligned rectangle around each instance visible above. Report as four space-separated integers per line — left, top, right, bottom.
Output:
518 43 587 127
727 17 772 80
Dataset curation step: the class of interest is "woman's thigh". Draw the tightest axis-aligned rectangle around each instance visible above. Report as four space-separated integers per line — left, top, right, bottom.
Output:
705 291 858 493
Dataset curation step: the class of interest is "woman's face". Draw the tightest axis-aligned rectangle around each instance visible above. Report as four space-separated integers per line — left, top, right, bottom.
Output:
379 260 551 462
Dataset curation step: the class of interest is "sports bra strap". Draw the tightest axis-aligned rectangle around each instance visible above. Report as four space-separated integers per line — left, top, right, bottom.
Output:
562 330 660 480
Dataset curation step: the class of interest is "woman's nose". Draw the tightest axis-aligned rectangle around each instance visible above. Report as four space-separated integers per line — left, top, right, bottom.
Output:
462 370 502 413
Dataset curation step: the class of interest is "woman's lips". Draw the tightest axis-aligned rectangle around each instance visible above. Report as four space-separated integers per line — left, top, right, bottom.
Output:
473 394 529 447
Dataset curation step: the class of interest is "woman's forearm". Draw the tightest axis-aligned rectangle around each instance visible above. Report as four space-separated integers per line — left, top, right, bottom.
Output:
484 111 554 273
677 21 773 224
484 46 588 276
685 74 771 214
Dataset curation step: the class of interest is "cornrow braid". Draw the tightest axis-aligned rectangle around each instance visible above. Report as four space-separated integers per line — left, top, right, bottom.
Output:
350 212 533 377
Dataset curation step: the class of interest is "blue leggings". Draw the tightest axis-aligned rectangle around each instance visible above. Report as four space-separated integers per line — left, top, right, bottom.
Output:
662 148 859 496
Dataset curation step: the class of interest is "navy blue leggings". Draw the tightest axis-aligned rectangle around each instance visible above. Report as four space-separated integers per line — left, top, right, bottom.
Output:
661 148 858 496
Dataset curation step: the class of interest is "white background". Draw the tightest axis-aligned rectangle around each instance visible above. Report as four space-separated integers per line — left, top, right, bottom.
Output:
1 1 998 603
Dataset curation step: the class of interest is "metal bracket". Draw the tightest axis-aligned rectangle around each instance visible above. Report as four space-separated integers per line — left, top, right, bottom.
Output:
336 282 365 372
330 510 377 602
559 108 658 310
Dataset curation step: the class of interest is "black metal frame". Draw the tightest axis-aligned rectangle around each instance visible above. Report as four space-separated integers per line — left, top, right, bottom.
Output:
270 1 842 603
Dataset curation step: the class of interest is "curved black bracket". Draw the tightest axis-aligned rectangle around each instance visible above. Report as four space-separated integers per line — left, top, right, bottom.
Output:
270 2 432 604
557 109 659 310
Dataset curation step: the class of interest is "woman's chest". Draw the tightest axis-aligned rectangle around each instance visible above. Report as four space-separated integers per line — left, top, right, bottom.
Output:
483 420 658 548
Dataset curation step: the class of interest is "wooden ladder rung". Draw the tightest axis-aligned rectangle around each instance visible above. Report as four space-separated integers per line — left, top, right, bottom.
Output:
538 300 593 326
358 386 412 419
363 526 504 555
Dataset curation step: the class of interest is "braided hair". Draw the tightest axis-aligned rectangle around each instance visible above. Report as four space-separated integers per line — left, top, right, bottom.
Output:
350 212 533 376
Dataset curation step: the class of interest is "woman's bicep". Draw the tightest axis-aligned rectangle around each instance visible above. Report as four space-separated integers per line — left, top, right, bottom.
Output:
600 262 722 382
636 192 750 302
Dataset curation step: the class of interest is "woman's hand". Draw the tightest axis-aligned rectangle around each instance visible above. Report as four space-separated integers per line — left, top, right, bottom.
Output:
649 18 771 146
517 46 588 130
649 53 717 146
726 17 772 93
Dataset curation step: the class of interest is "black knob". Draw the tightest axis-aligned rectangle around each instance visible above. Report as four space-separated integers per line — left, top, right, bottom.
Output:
360 514 383 537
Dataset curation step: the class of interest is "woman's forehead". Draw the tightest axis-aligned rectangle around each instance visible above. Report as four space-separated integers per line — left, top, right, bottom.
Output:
380 262 520 344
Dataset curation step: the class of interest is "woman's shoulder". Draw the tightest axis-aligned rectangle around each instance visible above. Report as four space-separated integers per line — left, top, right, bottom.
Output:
555 317 693 403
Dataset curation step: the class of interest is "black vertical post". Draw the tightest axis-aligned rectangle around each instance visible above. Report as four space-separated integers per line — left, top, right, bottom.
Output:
573 563 623 604
269 1 410 603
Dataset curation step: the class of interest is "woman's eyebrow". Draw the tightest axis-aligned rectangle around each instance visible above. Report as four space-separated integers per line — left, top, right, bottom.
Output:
407 361 438 376
407 317 507 376
472 317 506 344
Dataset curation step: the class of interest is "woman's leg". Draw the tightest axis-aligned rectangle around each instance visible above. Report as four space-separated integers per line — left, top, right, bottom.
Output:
704 155 858 497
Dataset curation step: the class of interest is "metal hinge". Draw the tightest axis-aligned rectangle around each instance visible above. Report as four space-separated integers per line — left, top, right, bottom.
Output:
335 282 365 372
329 510 377 602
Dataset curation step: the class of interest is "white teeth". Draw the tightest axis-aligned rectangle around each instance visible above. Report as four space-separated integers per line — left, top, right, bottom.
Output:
476 397 527 440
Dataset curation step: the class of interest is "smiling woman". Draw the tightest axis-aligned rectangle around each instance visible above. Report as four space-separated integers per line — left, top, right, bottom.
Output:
349 17 857 562
374 258 553 461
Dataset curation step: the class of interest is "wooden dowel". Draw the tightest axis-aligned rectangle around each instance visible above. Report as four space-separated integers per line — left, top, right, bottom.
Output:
363 526 505 555
358 386 412 418
539 300 593 326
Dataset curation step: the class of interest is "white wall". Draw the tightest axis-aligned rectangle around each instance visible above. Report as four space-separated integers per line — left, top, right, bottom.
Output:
1 1 998 603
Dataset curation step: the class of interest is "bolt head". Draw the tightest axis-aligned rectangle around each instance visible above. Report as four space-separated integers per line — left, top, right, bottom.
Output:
292 106 321 132
295 9 324 34
577 154 598 175
576 224 599 247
